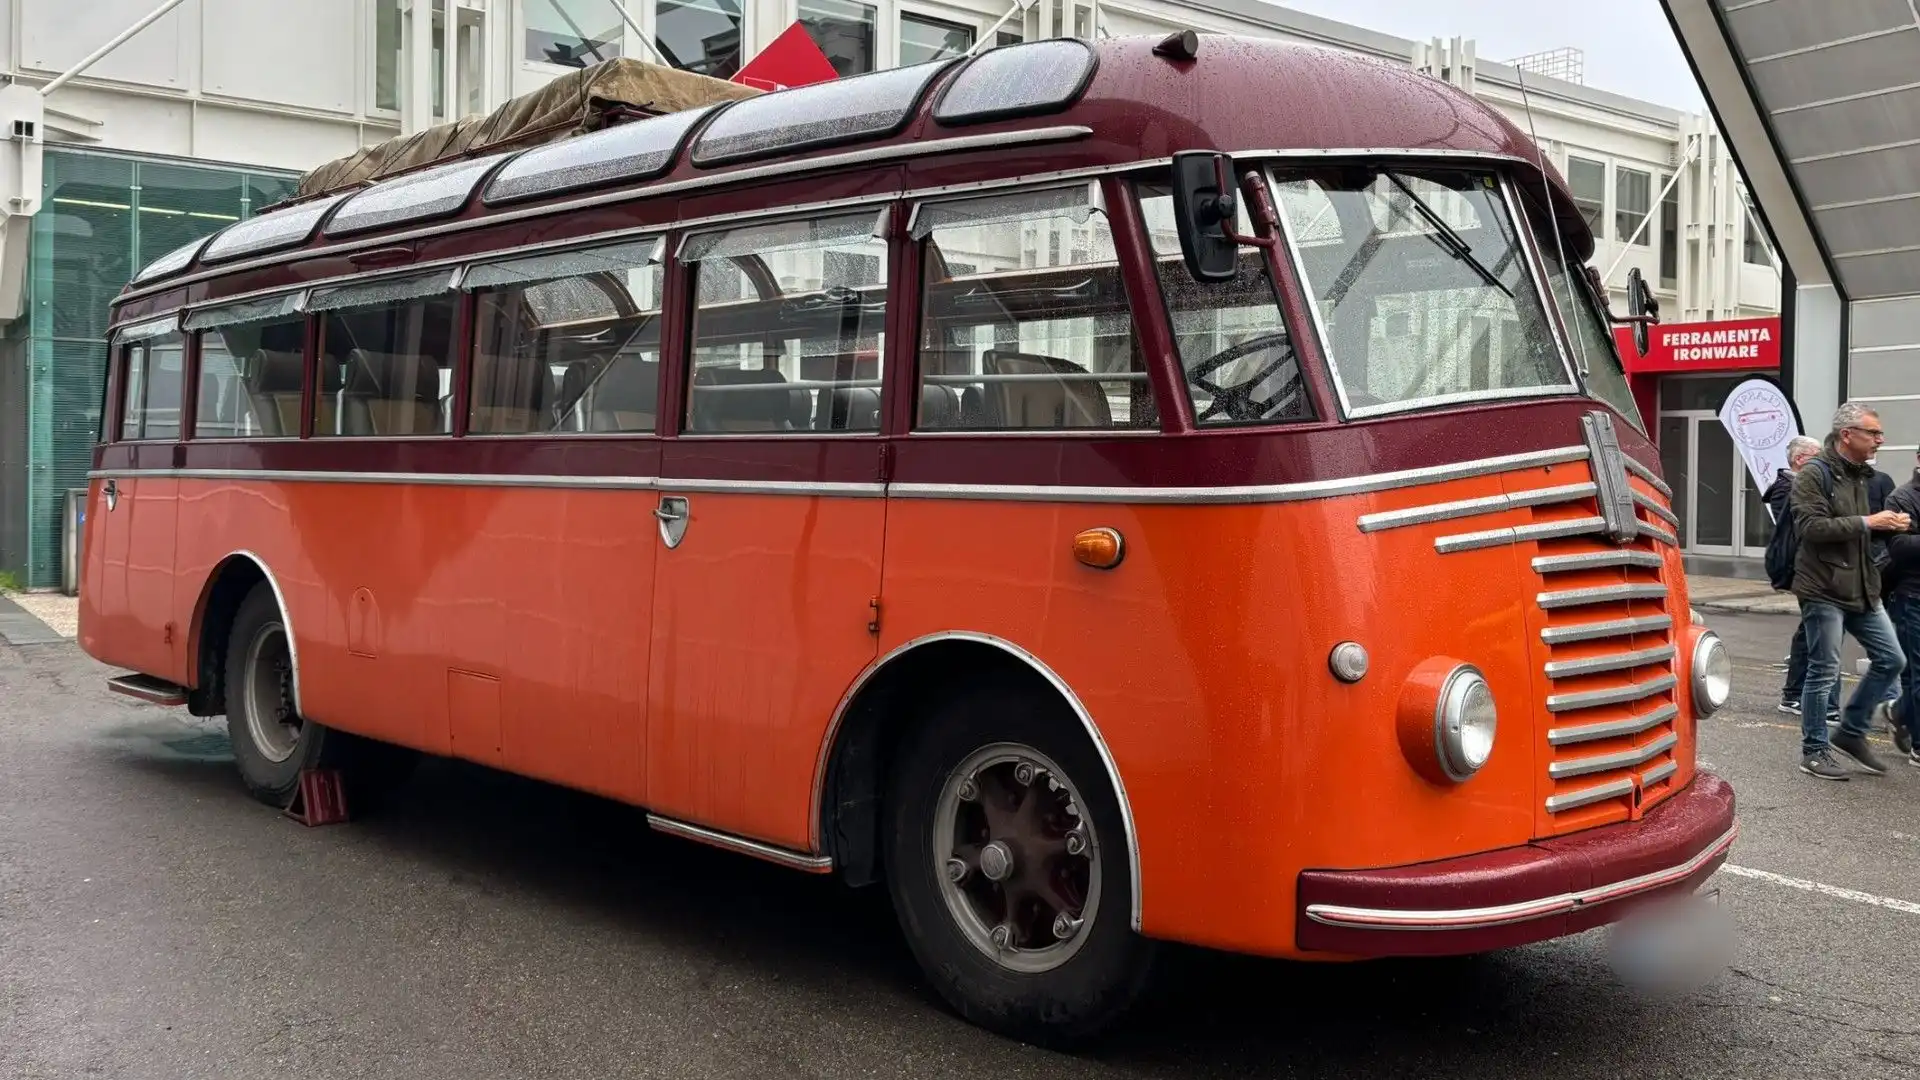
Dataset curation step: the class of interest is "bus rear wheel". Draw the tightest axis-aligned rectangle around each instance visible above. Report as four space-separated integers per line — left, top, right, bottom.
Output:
223 582 414 810
883 681 1154 1047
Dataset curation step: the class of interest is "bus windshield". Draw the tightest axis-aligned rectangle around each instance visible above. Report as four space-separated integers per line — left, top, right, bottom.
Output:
1270 165 1574 418
1529 227 1647 434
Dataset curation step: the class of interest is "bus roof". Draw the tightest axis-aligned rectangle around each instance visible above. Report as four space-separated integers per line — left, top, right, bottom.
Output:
110 32 1592 321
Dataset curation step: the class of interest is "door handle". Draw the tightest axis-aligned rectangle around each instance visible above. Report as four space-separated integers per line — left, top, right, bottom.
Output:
103 479 119 511
655 495 690 548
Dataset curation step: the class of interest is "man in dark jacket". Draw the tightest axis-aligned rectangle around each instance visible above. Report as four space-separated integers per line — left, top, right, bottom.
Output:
1767 437 1832 718
1884 450 1920 768
1792 403 1912 780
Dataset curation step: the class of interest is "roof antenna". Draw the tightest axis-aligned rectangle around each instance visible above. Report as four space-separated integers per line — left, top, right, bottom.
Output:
1153 30 1200 61
1514 64 1590 380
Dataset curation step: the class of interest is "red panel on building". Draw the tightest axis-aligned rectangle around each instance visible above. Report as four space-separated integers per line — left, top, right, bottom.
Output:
732 22 840 91
1613 316 1781 374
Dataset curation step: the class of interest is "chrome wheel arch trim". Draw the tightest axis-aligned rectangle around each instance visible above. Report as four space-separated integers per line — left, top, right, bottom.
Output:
812 629 1144 932
207 550 303 718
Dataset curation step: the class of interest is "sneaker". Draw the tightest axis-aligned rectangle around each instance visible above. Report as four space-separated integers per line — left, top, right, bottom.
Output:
1832 730 1889 775
1908 750 1920 770
1800 749 1850 781
1778 699 1802 715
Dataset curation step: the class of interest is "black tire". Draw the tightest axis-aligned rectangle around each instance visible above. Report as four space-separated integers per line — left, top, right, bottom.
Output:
883 678 1156 1048
223 582 416 811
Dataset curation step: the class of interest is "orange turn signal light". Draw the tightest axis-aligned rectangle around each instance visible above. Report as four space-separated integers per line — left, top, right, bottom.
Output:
1073 527 1125 570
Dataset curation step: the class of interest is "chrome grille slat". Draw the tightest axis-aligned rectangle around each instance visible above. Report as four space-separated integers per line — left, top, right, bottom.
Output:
1549 703 1681 746
1548 732 1680 779
1639 521 1679 547
1633 490 1680 528
1546 673 1678 713
1537 583 1669 610
1540 614 1674 645
1435 516 1607 554
1625 456 1673 499
1546 777 1636 813
1641 760 1678 787
1532 550 1666 574
1544 645 1677 679
1358 483 1597 533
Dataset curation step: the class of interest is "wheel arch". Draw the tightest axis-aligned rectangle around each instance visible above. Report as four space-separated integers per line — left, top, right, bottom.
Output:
812 631 1143 931
185 550 302 719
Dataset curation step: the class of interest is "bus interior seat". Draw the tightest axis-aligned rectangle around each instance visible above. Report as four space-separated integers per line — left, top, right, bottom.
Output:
919 384 960 428
470 349 552 434
983 350 1111 428
244 349 307 436
690 365 798 432
342 349 443 435
826 386 881 432
587 355 659 433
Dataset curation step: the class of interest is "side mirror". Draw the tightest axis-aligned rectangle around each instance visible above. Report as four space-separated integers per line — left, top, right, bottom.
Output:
1625 267 1660 357
1170 151 1242 283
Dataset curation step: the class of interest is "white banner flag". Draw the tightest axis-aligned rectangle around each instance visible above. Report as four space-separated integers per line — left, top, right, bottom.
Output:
1717 376 1802 522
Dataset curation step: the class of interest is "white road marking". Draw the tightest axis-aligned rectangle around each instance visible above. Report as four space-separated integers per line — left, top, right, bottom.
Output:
1719 864 1920 916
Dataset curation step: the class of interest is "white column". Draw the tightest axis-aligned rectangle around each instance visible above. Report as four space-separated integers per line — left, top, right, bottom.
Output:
406 0 436 132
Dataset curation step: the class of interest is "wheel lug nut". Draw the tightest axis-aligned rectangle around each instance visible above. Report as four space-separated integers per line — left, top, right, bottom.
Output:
1052 913 1083 940
1066 832 1086 856
989 924 1012 950
958 778 979 801
1014 762 1035 785
945 858 968 884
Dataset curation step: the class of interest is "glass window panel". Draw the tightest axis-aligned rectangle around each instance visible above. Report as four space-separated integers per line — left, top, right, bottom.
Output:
526 0 625 66
468 241 664 436
375 0 401 111
682 210 884 263
131 235 209 283
684 215 888 434
655 0 742 79
913 189 1153 431
118 332 186 441
313 295 458 437
324 155 503 237
910 183 1095 239
1659 174 1679 288
1659 416 1691 542
1531 229 1645 433
800 0 877 77
1566 156 1607 239
1137 178 1310 427
135 161 243 271
1275 166 1572 416
308 269 457 312
901 12 973 67
932 38 1095 126
484 107 714 204
690 61 942 165
194 314 308 438
1615 167 1651 247
185 292 304 331
466 237 662 289
203 192 347 262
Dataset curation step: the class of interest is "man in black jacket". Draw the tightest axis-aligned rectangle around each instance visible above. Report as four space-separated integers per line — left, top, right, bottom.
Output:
1791 403 1912 780
1884 449 1920 768
1767 436 1830 718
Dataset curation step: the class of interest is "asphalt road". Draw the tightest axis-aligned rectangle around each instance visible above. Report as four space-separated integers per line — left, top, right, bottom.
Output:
4 611 1918 1079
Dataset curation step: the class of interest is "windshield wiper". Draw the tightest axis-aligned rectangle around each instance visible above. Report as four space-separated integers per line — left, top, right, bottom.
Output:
1384 174 1513 300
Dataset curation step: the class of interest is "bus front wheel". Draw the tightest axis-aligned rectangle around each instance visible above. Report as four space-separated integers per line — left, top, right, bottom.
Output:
223 582 414 810
882 680 1155 1047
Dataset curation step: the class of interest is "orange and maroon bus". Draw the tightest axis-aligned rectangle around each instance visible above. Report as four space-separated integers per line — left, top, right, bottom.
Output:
81 33 1737 1045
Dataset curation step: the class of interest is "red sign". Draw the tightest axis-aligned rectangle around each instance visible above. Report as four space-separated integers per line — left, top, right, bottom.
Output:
1613 316 1781 374
732 22 840 92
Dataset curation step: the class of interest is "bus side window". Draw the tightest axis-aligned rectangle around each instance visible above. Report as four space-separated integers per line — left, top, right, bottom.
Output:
195 315 307 438
310 294 458 438
464 240 664 436
909 185 1155 432
118 331 186 442
1134 176 1312 427
680 210 889 435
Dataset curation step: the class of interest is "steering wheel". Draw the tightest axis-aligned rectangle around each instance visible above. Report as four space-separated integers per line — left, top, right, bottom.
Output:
1186 331 1300 423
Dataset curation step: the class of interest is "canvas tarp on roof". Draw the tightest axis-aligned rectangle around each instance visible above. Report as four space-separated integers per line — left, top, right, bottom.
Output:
293 58 760 200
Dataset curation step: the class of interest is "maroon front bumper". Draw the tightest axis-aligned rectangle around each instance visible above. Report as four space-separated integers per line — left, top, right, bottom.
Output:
1296 772 1737 957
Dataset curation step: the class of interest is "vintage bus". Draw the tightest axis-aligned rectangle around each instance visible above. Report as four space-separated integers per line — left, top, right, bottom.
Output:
81 33 1737 1045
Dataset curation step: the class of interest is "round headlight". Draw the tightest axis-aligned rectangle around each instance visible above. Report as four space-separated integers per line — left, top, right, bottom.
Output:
1692 632 1732 716
1435 666 1497 781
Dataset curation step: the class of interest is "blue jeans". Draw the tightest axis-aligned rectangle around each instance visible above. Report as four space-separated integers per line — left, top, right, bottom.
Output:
1782 622 1808 702
1799 599 1908 757
1889 594 1920 741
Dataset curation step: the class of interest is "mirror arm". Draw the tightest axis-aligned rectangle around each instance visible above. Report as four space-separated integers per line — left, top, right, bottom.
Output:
1211 156 1278 250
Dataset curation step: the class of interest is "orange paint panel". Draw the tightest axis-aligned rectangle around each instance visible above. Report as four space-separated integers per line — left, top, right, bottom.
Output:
123 476 183 682
78 479 132 666
647 489 883 851
879 490 1540 958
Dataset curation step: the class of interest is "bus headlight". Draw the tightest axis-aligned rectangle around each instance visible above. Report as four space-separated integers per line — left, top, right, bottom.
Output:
1435 665 1497 781
1691 632 1732 716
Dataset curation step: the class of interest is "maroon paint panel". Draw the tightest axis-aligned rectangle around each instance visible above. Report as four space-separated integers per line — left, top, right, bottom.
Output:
1293 772 1735 958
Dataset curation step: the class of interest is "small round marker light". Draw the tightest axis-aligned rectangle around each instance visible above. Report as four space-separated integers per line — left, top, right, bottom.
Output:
1329 641 1370 683
1072 527 1125 570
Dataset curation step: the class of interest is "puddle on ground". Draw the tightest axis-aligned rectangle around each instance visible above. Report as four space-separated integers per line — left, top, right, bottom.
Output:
96 719 233 762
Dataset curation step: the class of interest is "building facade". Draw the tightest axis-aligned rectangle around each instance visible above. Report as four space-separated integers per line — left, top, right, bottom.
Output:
0 0 1784 586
